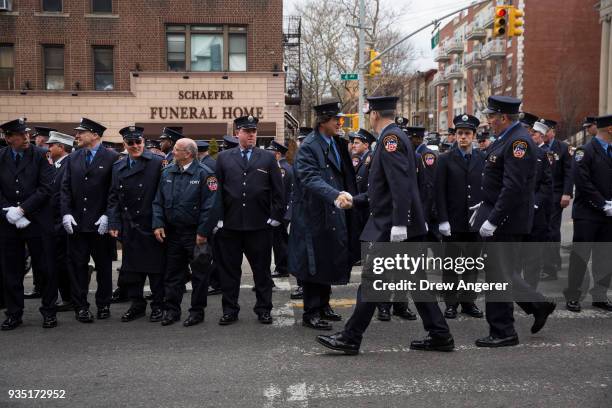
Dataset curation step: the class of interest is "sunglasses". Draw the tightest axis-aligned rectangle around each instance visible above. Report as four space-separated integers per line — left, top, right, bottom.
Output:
126 139 143 146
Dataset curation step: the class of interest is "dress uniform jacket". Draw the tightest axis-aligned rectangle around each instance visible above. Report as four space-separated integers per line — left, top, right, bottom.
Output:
534 147 553 217
415 148 438 225
288 130 361 285
548 138 574 197
51 156 69 233
473 122 537 235
435 148 486 233
152 161 221 237
355 123 427 242
0 146 54 238
215 147 284 231
571 139 612 223
278 158 294 221
60 146 119 232
354 150 372 231
201 155 217 172
107 151 165 274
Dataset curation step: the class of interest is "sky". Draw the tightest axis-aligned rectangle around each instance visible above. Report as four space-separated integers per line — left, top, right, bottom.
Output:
283 0 481 71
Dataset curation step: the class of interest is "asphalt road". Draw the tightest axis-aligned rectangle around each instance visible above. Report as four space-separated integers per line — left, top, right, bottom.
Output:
1 209 611 407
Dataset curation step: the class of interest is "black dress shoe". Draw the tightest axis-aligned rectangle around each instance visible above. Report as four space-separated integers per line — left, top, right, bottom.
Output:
592 300 612 312
161 311 180 326
290 286 303 300
208 287 222 296
316 333 360 355
302 316 332 331
42 315 58 329
24 289 42 299
444 305 458 319
531 301 556 333
1 316 23 331
111 288 128 304
566 301 581 313
393 307 417 320
475 335 519 348
218 313 239 326
410 335 455 352
55 301 74 312
377 308 391 321
121 308 146 322
320 306 342 321
461 303 484 318
75 308 94 323
271 270 290 278
97 306 111 320
183 313 204 327
149 308 163 322
258 312 273 324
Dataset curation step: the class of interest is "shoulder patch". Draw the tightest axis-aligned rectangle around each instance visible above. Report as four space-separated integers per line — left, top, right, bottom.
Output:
383 134 399 153
206 176 218 191
365 155 371 166
512 140 528 159
423 152 436 167
352 156 360 168
574 148 584 162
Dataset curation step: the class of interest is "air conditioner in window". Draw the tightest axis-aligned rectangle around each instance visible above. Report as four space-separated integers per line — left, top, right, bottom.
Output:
0 0 12 11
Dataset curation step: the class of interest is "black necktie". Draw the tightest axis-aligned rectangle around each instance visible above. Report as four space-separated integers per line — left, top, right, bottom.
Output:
607 145 612 158
465 153 471 163
242 150 250 166
86 150 93 166
14 153 21 167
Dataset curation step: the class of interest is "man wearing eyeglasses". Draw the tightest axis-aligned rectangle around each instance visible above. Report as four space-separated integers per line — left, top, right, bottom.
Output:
107 126 166 323
60 118 119 323
476 131 492 154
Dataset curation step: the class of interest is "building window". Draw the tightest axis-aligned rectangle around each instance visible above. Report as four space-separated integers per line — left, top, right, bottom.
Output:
93 47 114 91
44 46 64 90
43 0 62 12
166 25 247 72
0 45 15 90
92 0 112 13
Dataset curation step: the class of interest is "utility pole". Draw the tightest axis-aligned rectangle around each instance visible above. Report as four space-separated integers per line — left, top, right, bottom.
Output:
358 0 366 129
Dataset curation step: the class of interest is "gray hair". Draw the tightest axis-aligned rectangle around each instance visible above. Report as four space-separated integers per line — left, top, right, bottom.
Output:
177 138 198 159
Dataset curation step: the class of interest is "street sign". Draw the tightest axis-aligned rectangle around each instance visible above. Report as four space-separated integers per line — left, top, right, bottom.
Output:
431 31 440 49
341 73 359 81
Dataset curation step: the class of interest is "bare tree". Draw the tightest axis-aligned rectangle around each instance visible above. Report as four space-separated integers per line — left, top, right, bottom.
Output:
556 63 589 141
290 0 417 126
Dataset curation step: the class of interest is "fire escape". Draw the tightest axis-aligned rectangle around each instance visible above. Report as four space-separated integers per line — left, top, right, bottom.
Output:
283 16 302 106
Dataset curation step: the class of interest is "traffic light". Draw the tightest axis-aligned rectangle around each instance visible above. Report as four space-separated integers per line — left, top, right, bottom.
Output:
508 6 525 37
493 6 508 38
341 114 359 131
369 50 382 77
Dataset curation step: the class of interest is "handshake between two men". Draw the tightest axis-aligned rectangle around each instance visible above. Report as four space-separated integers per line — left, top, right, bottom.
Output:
334 191 353 210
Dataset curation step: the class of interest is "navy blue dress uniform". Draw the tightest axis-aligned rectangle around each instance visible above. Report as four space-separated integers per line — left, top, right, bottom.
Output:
564 114 612 312
473 96 555 347
107 127 166 322
159 127 182 165
288 102 361 330
60 118 119 322
152 151 221 326
522 135 554 289
435 114 486 317
221 135 239 150
349 129 376 230
215 116 285 325
318 97 452 354
267 141 294 278
541 119 574 279
198 141 217 171
0 119 57 330
47 132 74 309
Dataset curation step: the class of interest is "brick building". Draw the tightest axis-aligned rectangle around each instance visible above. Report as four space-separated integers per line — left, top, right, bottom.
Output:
429 0 600 138
0 0 285 143
399 69 437 131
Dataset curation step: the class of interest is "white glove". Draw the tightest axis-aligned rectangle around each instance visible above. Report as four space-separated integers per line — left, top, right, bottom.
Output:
334 192 353 209
217 220 224 229
479 220 497 237
3 206 24 224
604 201 612 217
94 215 109 235
62 214 77 235
438 222 451 237
390 226 408 242
534 205 539 210
15 216 31 229
469 202 482 227
267 218 282 227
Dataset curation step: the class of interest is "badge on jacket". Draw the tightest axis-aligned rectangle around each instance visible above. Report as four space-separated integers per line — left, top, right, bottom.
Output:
423 153 436 167
383 135 398 153
206 176 218 191
574 149 584 162
512 141 528 159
